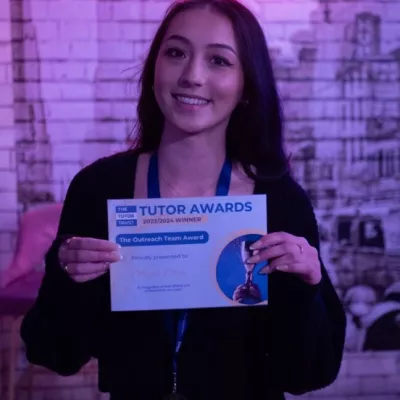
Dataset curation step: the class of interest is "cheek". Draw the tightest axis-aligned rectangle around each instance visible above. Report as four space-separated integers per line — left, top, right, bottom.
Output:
212 74 243 106
154 58 174 93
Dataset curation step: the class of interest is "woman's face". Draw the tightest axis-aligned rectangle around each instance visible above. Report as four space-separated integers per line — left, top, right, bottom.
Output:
154 8 244 135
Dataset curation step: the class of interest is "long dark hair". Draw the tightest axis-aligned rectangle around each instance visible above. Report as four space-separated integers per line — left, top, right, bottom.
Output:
133 0 289 181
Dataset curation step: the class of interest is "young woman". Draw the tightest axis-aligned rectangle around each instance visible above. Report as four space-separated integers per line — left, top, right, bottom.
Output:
20 1 346 399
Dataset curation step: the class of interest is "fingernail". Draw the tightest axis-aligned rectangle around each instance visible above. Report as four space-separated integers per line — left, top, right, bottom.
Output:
258 265 271 275
111 251 123 260
250 242 260 250
246 254 260 264
276 265 288 271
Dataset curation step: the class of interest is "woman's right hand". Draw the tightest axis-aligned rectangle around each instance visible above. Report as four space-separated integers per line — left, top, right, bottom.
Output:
58 237 122 282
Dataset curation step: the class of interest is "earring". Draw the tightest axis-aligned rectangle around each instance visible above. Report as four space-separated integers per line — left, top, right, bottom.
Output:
242 99 249 107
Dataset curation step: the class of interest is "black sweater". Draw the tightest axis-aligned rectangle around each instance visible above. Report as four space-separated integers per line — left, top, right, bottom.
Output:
20 150 346 400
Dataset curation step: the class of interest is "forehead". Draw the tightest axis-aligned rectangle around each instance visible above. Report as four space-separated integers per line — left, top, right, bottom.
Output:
164 8 237 49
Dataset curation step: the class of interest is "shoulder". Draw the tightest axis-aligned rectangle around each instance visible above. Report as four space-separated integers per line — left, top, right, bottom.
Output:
260 172 319 242
78 149 138 178
260 171 314 211
70 150 139 188
280 172 310 198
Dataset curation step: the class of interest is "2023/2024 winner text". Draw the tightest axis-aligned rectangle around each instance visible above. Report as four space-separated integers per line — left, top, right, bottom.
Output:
142 216 202 224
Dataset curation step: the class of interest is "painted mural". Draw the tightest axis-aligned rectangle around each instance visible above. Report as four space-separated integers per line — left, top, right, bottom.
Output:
6 0 400 354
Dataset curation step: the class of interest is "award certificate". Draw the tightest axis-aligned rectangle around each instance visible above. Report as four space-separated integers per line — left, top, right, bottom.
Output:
107 195 268 311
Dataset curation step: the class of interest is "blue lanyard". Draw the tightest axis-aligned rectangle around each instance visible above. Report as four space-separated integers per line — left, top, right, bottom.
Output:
147 152 232 198
147 151 232 394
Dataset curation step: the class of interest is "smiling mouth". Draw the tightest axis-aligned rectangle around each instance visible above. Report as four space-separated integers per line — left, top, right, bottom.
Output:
172 94 211 106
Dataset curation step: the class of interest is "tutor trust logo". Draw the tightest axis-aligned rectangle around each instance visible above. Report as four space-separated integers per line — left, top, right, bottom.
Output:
115 206 138 227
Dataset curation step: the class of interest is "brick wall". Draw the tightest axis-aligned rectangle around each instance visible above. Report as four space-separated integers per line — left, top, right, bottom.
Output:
11 0 101 210
0 0 18 273
287 353 400 400
1 0 399 399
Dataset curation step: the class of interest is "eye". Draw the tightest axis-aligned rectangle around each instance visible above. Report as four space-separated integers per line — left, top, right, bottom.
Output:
210 55 232 67
165 47 186 59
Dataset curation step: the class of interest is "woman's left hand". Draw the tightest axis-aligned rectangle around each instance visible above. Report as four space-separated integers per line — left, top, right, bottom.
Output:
247 232 322 286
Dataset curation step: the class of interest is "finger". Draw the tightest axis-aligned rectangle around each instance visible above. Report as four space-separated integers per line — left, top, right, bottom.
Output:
67 237 120 252
274 262 321 285
258 260 307 275
233 286 246 295
249 286 260 298
233 294 244 303
247 243 299 264
258 264 272 275
233 287 247 299
269 253 299 268
250 232 307 251
233 292 241 301
63 249 122 264
65 262 111 276
72 271 108 283
274 262 311 275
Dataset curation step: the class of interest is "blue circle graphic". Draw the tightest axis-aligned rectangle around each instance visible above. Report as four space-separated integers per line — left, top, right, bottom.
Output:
216 234 268 305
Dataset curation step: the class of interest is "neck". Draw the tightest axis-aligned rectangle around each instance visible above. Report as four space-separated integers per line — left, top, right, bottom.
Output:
157 124 227 186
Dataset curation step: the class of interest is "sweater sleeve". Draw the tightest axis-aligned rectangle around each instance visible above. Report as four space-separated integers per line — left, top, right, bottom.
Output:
20 163 108 376
267 177 346 395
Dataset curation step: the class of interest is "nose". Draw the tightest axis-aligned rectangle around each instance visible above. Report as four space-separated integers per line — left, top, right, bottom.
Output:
178 56 205 88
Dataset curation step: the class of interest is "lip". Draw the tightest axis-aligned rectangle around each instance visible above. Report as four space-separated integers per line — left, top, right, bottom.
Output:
172 93 211 102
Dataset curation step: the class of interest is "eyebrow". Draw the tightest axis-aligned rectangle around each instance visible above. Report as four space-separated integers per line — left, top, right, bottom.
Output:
165 34 237 55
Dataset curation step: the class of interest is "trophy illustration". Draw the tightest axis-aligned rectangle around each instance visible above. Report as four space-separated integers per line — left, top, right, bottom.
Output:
241 240 256 287
232 239 262 303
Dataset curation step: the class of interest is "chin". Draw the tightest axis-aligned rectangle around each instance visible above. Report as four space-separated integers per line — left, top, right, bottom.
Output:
177 125 208 135
170 117 213 136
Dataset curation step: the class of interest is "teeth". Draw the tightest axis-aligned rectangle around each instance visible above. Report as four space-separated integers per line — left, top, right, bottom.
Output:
176 96 208 105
